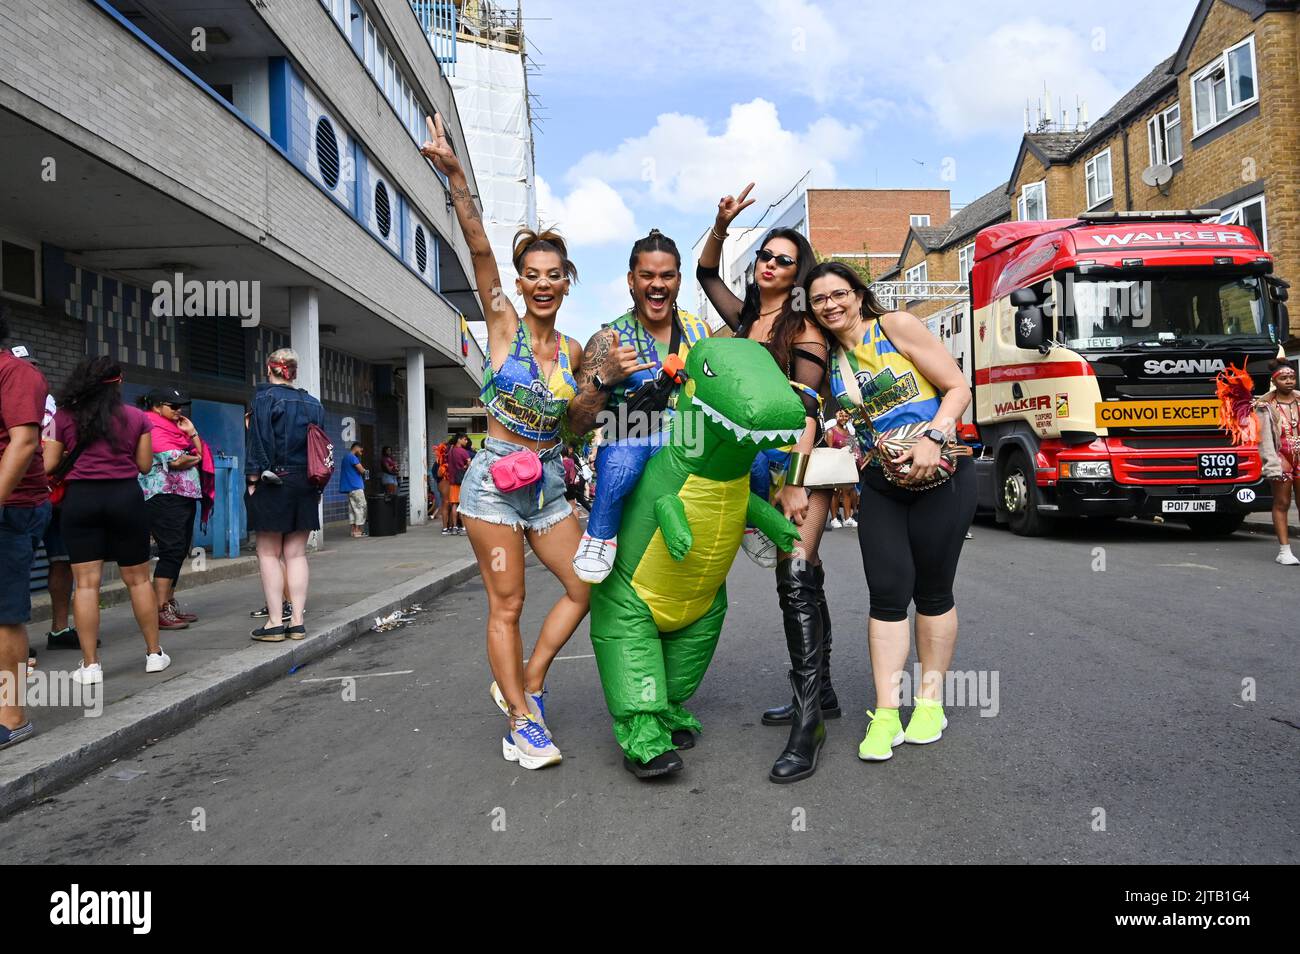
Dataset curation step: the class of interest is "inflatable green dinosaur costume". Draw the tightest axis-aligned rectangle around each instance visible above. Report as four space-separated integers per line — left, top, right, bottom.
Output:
589 337 806 774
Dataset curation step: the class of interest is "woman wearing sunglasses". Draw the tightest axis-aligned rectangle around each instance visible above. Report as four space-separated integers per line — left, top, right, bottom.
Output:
696 183 838 783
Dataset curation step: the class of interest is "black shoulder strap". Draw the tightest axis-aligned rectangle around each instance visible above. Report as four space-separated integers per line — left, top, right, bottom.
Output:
52 438 89 480
668 308 683 358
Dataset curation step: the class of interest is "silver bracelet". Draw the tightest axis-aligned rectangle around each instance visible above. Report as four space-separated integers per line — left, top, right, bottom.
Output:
710 227 728 242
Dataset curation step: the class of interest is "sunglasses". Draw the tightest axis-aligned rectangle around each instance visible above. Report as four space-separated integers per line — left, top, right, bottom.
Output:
756 249 797 268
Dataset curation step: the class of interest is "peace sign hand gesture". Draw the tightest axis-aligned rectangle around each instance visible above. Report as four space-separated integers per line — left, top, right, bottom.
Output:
420 113 462 178
716 182 756 231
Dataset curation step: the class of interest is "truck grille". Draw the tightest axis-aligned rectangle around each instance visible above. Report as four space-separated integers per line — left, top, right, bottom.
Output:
1108 435 1260 485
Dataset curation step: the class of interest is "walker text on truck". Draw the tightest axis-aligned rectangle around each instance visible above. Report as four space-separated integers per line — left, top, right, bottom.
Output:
962 210 1290 536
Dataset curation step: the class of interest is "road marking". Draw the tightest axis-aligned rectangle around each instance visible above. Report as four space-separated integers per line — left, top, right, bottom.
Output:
554 653 595 661
299 670 415 683
1157 563 1218 570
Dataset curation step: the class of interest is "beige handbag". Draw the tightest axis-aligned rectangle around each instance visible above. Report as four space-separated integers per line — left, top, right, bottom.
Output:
835 347 970 491
801 444 860 489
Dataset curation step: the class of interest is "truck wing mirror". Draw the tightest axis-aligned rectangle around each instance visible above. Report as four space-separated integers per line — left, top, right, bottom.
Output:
1014 303 1045 351
1009 287 1039 307
1278 303 1290 344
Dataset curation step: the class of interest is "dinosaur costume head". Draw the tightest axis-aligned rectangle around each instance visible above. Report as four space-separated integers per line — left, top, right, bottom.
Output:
677 338 807 475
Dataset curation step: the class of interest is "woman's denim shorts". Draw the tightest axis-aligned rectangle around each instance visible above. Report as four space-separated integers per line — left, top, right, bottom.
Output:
457 437 572 532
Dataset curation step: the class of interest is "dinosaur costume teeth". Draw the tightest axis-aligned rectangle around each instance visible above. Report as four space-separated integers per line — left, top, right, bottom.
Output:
589 338 807 766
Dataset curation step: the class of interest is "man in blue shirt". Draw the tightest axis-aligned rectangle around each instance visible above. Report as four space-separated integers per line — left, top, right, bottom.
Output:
340 442 368 537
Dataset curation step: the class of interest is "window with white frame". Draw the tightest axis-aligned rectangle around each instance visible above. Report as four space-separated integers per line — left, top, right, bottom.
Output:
364 22 375 74
1147 103 1183 165
958 243 975 284
1217 195 1267 248
1085 149 1113 208
1017 181 1047 221
910 214 931 227
1192 35 1257 135
905 261 928 297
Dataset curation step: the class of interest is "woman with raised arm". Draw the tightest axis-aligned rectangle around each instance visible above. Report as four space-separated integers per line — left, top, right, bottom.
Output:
420 114 589 771
696 183 838 783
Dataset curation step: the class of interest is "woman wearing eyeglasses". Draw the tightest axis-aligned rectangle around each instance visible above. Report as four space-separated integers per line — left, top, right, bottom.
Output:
696 182 838 783
803 262 974 762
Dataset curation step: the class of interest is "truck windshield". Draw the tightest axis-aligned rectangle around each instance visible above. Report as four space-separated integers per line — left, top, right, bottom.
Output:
1059 272 1270 350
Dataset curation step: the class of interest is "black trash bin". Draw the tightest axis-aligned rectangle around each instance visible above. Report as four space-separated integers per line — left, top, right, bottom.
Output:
368 494 397 537
395 495 408 534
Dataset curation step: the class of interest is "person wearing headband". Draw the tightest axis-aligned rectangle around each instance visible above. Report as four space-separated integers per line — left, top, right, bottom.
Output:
1258 361 1300 565
244 347 325 641
44 356 170 684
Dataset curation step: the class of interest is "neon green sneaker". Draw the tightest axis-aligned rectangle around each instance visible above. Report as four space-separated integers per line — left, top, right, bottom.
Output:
903 696 948 744
858 708 904 761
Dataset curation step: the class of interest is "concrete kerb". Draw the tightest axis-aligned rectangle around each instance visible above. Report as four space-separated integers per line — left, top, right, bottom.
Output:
0 556 481 818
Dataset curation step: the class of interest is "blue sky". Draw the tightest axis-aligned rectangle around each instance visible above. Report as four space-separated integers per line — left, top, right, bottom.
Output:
521 0 1198 344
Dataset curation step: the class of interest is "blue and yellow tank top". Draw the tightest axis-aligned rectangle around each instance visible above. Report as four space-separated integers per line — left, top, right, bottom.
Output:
830 319 941 454
604 308 709 417
480 321 579 443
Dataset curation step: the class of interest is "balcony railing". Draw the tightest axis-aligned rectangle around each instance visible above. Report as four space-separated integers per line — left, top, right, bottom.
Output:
871 281 969 309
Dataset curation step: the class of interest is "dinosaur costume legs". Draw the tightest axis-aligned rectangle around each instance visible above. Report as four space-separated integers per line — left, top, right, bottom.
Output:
590 584 728 764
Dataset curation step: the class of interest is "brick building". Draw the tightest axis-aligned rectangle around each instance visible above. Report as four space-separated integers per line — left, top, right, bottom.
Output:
878 0 1300 355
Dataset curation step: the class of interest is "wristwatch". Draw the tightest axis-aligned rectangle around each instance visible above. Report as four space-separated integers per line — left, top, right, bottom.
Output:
592 372 615 392
921 428 946 445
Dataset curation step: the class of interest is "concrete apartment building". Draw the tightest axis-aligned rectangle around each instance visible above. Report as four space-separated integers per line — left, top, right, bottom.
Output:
0 0 490 543
880 0 1300 356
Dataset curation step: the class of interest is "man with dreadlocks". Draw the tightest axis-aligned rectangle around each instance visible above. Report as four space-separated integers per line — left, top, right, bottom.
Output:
567 229 711 583
1257 361 1300 565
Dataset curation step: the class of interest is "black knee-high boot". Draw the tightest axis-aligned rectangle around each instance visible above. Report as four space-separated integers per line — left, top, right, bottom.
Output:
762 562 840 725
769 558 825 783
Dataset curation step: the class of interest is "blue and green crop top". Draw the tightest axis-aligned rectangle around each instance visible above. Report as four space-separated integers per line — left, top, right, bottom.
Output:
480 321 580 443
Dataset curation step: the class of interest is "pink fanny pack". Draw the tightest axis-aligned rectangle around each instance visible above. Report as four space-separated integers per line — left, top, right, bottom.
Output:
489 449 543 492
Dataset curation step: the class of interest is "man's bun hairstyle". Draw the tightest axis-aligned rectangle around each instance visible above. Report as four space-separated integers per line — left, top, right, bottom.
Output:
628 228 681 271
512 226 578 282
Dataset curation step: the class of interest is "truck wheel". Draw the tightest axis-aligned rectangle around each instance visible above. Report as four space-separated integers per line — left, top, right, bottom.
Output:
1000 450 1046 536
1183 513 1246 537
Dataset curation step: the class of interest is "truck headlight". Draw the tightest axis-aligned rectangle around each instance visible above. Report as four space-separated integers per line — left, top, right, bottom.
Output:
1060 460 1112 479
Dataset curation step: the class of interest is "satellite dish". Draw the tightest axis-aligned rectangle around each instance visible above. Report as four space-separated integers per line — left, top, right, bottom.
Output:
1141 163 1175 194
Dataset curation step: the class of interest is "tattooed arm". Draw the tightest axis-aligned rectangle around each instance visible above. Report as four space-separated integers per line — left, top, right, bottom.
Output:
567 328 656 436
420 114 518 342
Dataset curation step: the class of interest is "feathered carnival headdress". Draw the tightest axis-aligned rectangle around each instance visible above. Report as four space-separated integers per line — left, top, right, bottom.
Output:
1214 363 1258 446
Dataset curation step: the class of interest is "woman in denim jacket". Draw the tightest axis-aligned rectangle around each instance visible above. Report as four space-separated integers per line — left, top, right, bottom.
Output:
245 348 325 642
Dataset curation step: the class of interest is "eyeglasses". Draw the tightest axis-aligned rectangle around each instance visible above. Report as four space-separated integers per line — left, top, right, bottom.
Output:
809 288 856 309
756 249 797 268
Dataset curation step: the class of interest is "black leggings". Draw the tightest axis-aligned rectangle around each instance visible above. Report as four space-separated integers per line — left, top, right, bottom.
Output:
148 494 197 581
61 478 152 566
856 460 976 622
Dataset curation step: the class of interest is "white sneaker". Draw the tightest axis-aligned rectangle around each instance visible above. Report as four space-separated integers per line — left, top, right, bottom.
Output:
145 651 171 673
502 717 562 770
830 517 843 529
72 662 103 685
490 681 548 734
741 527 778 568
572 533 617 583
844 517 857 528
1276 548 1300 566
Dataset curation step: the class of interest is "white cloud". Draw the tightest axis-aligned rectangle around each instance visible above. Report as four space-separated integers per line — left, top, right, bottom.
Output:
535 175 638 248
921 20 1120 138
567 98 865 214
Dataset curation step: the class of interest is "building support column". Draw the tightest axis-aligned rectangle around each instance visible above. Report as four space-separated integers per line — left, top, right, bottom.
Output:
290 287 323 544
405 347 428 526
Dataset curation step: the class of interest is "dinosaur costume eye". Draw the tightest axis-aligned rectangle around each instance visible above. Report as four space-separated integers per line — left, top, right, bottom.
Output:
701 360 717 378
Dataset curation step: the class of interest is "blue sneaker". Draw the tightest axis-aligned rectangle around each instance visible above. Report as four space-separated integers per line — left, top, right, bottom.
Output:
502 717 562 770
0 721 34 751
490 681 548 734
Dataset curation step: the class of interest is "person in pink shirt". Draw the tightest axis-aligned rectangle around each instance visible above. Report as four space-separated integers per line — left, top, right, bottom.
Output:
44 357 170 684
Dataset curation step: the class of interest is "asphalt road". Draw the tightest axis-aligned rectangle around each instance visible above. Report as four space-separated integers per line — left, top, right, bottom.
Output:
2 517 1296 864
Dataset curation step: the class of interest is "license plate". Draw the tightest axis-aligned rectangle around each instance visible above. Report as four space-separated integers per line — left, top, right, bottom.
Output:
1162 499 1216 513
1198 453 1238 479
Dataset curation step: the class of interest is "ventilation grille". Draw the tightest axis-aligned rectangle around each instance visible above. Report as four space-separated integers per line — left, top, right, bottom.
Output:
374 182 391 238
315 117 341 190
415 225 427 273
187 317 246 381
